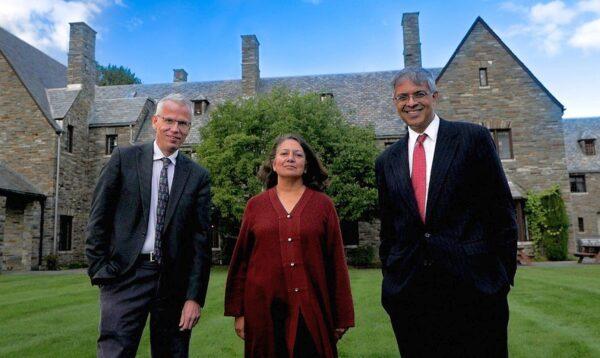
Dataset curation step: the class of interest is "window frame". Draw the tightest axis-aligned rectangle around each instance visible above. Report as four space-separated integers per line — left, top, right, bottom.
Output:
570 174 587 193
105 134 118 155
578 217 585 232
479 67 489 87
58 215 73 251
66 125 74 153
489 128 513 159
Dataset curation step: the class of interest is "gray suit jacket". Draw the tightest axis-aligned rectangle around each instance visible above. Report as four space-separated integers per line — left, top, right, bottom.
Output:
86 142 211 305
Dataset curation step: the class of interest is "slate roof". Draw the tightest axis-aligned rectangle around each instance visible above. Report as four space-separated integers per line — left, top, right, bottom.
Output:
0 26 66 131
562 117 600 173
89 97 151 127
46 87 81 119
95 68 441 139
0 162 44 198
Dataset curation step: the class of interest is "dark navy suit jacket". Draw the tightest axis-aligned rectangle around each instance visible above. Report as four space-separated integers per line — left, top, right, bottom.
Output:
86 142 212 305
375 118 517 298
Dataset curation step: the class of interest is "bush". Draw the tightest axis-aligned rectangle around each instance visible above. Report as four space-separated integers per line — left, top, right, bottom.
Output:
525 186 569 261
45 254 58 271
346 245 375 267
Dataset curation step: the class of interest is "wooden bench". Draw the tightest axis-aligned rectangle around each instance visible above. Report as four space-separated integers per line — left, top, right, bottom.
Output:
573 238 600 263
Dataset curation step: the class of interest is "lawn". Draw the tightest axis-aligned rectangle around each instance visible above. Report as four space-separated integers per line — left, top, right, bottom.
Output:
0 265 599 357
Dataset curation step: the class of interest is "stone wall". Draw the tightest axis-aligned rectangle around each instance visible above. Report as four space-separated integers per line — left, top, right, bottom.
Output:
435 21 573 246
570 172 600 238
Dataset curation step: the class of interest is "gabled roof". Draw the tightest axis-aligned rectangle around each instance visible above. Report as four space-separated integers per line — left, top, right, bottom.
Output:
47 87 81 119
0 26 66 132
0 162 45 198
436 17 565 112
89 97 151 127
95 68 441 140
562 117 600 173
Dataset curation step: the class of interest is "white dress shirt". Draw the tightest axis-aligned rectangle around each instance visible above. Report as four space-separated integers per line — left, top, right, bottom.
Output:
407 114 440 211
141 141 178 254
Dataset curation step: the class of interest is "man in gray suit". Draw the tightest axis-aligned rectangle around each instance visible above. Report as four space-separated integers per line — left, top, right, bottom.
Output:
86 93 211 357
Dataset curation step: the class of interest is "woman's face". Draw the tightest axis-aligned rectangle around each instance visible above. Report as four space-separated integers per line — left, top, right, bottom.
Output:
273 139 306 180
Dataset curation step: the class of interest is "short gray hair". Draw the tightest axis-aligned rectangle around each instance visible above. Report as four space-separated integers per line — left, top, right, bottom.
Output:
391 67 437 93
155 93 193 118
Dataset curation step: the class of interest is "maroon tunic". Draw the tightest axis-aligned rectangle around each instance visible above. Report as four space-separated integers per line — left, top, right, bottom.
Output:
225 188 355 357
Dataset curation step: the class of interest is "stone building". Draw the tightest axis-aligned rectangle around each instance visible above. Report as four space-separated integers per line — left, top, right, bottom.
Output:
563 117 600 239
0 13 591 270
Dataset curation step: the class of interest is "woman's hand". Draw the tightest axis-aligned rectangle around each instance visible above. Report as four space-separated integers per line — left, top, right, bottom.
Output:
235 316 245 340
334 327 348 341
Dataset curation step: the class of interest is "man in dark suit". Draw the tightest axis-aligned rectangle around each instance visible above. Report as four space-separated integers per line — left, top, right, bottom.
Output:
376 68 517 357
86 93 211 357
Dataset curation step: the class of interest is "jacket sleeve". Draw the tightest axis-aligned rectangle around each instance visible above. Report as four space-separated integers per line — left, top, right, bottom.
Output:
85 147 122 282
224 201 254 317
185 170 212 306
475 127 518 284
325 202 355 329
375 154 394 273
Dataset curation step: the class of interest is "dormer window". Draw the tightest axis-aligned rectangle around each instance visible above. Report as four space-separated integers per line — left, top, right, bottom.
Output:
320 93 334 101
579 139 596 155
193 99 209 115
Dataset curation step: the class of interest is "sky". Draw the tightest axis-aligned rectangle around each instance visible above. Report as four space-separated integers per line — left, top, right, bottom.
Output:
0 0 599 118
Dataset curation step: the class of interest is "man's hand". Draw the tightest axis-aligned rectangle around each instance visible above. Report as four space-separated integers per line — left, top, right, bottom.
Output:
234 316 245 340
179 300 201 331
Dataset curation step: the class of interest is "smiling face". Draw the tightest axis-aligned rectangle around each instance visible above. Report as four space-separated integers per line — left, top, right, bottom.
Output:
152 100 191 156
272 139 306 181
393 79 438 133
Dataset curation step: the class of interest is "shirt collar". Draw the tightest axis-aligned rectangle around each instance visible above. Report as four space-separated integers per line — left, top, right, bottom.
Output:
407 114 440 143
153 140 178 165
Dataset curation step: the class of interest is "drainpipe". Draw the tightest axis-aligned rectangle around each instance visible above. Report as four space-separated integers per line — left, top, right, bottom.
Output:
37 198 45 268
53 132 62 254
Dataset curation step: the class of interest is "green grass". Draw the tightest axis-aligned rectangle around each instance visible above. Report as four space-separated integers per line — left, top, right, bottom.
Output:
1 265 599 357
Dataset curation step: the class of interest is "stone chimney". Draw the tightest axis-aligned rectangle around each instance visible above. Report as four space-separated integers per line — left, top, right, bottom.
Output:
173 69 188 82
401 12 422 68
241 35 260 97
67 22 96 87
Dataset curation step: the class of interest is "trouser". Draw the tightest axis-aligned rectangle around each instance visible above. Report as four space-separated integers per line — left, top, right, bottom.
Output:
97 260 190 358
383 264 509 358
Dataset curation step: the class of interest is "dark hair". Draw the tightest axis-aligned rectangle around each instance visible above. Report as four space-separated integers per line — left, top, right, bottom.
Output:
258 134 329 192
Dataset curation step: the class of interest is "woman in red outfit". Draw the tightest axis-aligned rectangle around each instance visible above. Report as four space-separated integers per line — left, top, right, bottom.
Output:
225 134 355 357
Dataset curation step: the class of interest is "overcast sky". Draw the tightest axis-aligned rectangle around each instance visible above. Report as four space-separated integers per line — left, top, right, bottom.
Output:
0 0 599 118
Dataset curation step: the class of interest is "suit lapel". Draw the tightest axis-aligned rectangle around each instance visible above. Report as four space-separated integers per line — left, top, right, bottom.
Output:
426 118 459 224
137 143 153 226
163 153 191 232
388 134 420 219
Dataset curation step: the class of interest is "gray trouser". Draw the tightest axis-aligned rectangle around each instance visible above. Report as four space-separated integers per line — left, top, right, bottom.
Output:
97 261 190 358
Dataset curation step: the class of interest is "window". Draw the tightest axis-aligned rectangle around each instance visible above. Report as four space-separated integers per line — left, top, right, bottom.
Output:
578 217 585 232
489 129 513 159
66 125 74 153
320 93 334 101
59 215 73 251
579 139 596 155
105 134 117 155
193 100 209 115
570 174 587 193
340 221 359 246
479 68 488 87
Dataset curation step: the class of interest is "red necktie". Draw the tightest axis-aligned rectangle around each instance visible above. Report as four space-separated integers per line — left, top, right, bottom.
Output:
412 134 427 223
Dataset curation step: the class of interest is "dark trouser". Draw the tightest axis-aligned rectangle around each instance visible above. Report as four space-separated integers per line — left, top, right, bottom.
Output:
383 264 509 358
97 261 190 358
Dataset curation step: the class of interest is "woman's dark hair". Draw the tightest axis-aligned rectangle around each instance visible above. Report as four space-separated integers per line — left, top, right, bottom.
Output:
258 134 329 192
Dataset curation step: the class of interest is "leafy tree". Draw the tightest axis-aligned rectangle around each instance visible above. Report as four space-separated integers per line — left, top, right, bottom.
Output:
96 63 141 86
196 87 379 238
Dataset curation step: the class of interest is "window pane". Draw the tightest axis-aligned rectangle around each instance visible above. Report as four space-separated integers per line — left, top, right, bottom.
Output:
496 131 512 159
479 68 488 87
578 217 585 232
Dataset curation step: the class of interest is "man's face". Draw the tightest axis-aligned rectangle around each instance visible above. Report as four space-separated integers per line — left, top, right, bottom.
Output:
393 79 438 133
152 100 191 155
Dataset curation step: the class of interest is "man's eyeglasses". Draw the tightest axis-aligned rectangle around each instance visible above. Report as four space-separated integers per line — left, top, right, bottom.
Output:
157 116 191 131
393 91 430 103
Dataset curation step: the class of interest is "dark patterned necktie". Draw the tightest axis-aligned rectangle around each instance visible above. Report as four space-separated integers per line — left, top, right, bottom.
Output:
154 157 171 263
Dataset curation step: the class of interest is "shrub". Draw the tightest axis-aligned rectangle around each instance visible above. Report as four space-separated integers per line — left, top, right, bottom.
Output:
346 245 375 267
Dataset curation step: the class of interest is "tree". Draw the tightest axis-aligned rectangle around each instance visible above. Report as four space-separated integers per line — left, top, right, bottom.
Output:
96 63 141 86
196 87 379 238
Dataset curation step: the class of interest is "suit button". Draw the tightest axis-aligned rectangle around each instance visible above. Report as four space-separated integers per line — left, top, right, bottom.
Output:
424 233 431 238
288 238 293 242
294 288 299 292
290 262 295 267
286 214 292 219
